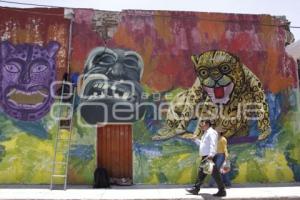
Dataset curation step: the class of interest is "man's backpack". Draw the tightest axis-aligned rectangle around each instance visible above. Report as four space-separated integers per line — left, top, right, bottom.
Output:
93 167 110 188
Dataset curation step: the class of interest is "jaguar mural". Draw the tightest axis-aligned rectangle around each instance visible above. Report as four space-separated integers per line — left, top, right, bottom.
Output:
0 41 60 121
153 50 271 141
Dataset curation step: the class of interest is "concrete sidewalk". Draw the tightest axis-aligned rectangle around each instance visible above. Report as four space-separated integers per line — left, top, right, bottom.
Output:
0 184 300 200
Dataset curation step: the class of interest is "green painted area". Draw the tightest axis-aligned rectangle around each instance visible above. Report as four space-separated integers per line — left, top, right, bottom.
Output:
0 97 300 184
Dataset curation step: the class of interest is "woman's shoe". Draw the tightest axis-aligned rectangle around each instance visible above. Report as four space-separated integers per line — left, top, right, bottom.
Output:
213 189 226 197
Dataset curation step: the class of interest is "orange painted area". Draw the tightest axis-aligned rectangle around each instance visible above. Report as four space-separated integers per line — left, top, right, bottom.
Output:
140 37 157 83
196 16 226 43
113 25 140 51
154 15 173 44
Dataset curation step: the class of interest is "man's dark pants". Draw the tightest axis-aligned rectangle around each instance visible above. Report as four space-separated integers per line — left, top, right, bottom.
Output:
194 156 225 191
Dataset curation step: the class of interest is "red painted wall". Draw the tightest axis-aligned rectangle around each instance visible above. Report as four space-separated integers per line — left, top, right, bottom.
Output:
71 10 297 92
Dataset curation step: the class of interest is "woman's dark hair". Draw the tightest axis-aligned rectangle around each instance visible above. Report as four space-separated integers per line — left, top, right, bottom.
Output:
63 72 69 81
204 120 212 127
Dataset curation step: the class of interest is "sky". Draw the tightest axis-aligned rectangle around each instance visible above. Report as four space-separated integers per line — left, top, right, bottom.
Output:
1 0 300 41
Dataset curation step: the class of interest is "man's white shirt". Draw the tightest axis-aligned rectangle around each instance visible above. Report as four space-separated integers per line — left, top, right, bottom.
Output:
195 127 218 157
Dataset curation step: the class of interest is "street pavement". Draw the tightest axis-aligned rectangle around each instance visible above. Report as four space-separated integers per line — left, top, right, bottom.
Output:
0 183 300 199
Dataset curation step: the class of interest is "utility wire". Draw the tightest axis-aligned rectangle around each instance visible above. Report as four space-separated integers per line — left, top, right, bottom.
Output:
1 0 300 29
0 0 73 9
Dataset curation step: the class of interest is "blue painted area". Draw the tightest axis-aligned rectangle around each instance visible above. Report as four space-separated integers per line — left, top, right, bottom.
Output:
248 120 259 137
0 134 7 141
0 145 5 160
70 144 94 161
285 143 300 181
257 92 283 148
134 142 162 158
290 164 300 181
186 119 198 133
0 111 48 139
143 105 163 135
12 120 49 139
70 72 80 86
230 92 283 147
229 136 257 144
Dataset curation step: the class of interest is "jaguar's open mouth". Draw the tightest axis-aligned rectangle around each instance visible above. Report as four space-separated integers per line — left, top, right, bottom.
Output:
6 87 49 109
81 75 137 102
204 82 234 104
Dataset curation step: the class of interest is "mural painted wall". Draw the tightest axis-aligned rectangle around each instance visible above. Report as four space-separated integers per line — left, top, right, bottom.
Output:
0 7 299 185
69 10 300 185
0 7 69 183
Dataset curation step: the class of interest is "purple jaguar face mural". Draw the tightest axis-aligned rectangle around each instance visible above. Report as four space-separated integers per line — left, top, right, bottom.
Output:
0 41 60 121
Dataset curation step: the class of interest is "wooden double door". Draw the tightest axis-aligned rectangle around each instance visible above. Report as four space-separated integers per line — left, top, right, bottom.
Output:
96 124 132 179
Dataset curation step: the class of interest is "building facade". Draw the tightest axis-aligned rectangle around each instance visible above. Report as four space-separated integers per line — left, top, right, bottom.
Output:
0 6 299 185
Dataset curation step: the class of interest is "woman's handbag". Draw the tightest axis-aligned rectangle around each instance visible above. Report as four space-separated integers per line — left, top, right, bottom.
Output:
221 159 231 174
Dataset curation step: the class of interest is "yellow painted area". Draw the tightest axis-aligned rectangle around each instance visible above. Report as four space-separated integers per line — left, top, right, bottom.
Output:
263 150 294 182
234 150 294 183
290 147 300 164
58 129 71 140
177 166 193 184
176 153 190 163
0 133 55 184
148 173 160 184
233 162 248 183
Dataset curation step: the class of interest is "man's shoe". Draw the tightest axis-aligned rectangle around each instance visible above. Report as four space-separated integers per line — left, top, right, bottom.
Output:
186 187 199 195
213 190 226 197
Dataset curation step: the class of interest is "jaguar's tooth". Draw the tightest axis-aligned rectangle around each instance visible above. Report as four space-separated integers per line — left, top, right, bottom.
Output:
113 93 120 98
103 83 109 89
98 82 104 89
122 92 129 99
7 88 16 97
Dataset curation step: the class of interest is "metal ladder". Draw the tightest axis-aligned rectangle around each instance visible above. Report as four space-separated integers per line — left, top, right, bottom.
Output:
50 81 76 190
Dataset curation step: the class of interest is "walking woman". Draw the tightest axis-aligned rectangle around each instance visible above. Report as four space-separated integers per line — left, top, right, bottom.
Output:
208 127 231 187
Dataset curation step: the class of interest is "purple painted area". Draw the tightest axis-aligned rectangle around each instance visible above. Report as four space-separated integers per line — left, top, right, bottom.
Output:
0 41 60 121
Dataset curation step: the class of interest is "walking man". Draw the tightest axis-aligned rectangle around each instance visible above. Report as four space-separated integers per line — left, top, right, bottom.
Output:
186 120 226 197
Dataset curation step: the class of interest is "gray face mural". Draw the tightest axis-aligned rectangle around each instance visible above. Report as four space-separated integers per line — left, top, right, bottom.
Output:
0 41 60 121
80 47 144 124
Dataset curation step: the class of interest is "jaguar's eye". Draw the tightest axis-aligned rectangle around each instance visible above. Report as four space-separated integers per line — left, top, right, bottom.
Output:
32 65 47 73
198 69 208 78
5 63 21 73
219 64 231 74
